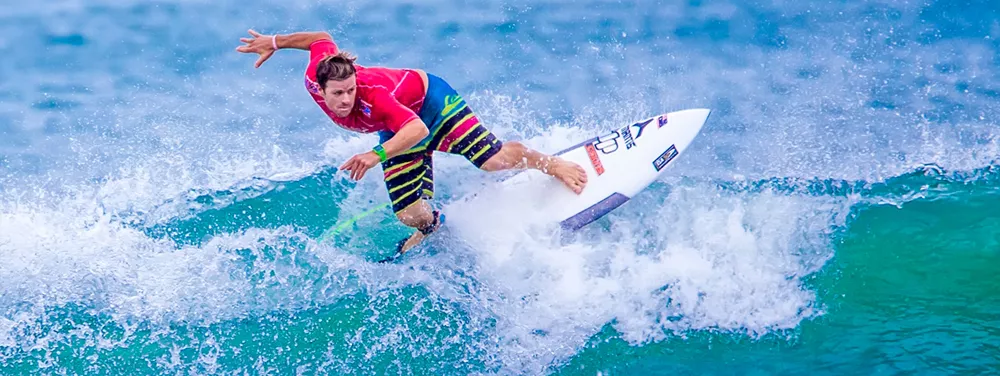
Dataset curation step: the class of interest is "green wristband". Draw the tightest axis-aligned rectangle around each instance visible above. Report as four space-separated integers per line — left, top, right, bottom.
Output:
373 144 387 162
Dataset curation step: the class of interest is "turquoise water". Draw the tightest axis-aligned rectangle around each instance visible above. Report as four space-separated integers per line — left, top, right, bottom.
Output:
2 1 1000 374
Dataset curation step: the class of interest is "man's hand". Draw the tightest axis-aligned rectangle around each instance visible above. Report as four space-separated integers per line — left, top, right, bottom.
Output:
235 29 276 68
340 151 382 181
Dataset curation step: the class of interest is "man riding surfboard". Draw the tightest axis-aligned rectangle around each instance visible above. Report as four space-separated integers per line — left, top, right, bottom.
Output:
236 29 588 259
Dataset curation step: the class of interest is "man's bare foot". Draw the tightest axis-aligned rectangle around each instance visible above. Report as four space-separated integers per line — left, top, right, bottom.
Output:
546 157 588 194
398 230 427 255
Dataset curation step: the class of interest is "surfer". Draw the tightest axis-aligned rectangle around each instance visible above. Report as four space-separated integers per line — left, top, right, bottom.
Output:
236 29 588 254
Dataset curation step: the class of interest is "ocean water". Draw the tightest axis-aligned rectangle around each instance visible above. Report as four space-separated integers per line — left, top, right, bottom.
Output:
2 0 999 374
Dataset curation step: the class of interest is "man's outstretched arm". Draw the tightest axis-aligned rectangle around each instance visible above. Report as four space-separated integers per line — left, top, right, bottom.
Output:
272 31 332 51
236 29 332 68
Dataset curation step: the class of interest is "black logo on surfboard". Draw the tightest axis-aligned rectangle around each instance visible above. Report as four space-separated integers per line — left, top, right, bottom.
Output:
591 118 654 154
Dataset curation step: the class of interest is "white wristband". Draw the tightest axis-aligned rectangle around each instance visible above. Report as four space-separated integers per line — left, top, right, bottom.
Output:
272 35 279 50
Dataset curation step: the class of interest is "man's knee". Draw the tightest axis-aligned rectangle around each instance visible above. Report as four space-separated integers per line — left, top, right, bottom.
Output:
480 141 524 172
395 202 435 228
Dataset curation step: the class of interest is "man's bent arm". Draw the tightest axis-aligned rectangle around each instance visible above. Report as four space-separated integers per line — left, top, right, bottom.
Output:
380 120 430 159
273 31 333 51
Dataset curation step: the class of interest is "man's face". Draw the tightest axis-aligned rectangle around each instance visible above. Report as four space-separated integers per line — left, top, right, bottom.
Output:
321 74 357 118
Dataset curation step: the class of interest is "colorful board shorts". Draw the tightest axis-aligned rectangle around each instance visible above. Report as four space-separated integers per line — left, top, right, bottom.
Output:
377 73 504 214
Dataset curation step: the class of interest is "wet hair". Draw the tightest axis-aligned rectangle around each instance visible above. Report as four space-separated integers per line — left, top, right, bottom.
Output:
315 51 358 90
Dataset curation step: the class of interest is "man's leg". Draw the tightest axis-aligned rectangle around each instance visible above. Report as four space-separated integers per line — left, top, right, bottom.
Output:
395 198 435 229
391 198 441 255
382 150 437 228
431 96 589 194
380 150 443 257
479 141 588 194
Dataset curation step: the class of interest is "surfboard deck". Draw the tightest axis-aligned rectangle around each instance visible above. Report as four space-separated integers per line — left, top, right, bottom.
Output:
467 108 712 231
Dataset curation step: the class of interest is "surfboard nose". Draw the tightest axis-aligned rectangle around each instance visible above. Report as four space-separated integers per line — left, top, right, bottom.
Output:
679 108 711 123
659 108 711 148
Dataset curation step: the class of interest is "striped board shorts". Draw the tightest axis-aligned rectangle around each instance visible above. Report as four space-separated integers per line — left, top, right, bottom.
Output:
377 73 503 214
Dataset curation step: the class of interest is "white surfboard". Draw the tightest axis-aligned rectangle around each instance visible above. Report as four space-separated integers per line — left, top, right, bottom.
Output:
469 108 711 231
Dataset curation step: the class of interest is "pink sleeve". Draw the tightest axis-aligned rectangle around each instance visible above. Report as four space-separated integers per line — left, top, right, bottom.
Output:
369 89 420 133
304 39 340 95
308 39 338 59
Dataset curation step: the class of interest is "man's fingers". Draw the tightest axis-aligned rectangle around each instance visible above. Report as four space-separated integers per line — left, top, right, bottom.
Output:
248 29 261 37
338 156 377 181
357 162 368 180
341 158 360 180
355 163 365 180
256 51 273 68
240 37 252 43
256 52 272 68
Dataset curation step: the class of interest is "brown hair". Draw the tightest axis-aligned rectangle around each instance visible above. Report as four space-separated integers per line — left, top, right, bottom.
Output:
316 51 358 90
